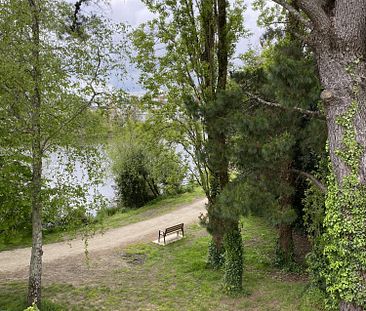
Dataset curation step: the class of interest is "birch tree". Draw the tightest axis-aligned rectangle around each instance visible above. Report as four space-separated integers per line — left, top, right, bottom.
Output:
0 0 125 306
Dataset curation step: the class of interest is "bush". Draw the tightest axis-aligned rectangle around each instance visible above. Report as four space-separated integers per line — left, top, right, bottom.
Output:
110 122 188 209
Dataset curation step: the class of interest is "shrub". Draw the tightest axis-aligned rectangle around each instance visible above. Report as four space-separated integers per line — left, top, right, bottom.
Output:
110 122 188 209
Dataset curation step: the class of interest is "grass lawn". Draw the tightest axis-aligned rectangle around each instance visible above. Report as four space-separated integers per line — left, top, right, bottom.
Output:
0 216 325 311
0 188 204 252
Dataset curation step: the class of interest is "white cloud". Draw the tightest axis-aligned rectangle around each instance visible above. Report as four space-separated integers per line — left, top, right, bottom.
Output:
108 0 154 26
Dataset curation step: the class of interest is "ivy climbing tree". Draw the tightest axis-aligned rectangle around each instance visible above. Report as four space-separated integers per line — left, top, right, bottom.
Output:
254 0 366 309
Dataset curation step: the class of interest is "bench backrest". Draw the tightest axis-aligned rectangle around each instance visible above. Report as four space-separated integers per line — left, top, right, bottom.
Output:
165 223 184 234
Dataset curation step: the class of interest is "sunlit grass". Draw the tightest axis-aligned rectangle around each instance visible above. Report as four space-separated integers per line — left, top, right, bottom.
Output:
0 216 325 311
0 188 204 252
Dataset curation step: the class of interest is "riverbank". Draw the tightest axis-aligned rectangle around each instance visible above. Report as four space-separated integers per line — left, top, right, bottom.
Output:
0 188 204 252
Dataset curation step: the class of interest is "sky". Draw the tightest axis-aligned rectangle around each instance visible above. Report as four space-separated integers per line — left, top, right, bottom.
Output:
103 0 264 94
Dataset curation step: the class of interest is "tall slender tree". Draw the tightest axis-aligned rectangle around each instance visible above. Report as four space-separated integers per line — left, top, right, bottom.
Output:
0 0 125 306
133 0 245 290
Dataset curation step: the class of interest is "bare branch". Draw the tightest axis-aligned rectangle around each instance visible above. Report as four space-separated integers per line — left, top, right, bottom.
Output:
246 92 325 120
292 169 327 193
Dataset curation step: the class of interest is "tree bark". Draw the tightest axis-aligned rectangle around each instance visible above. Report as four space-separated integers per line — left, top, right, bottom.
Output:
339 301 364 311
270 0 366 307
278 223 294 263
290 1 366 309
27 0 43 307
319 51 366 311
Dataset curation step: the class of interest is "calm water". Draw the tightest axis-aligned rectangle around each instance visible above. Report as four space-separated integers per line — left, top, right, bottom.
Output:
43 148 116 211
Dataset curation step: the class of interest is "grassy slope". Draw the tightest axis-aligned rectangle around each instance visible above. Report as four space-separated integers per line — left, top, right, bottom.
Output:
0 188 204 252
0 216 325 311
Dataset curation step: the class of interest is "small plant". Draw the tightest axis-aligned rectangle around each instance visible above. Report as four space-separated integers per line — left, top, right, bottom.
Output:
24 303 39 311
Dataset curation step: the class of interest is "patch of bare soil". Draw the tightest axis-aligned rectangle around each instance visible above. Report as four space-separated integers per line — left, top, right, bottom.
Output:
0 199 206 285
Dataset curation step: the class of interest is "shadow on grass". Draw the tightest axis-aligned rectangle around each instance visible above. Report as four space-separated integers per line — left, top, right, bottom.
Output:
0 217 325 311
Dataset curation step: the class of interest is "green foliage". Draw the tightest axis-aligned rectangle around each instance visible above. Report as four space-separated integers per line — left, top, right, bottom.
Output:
311 102 366 309
0 0 126 239
322 175 366 309
1 216 324 310
223 225 243 294
302 180 327 293
24 303 39 311
274 234 295 270
231 37 326 271
207 238 225 269
0 153 32 241
110 121 188 209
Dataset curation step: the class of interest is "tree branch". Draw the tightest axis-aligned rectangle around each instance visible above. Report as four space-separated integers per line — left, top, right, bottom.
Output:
246 92 325 120
292 169 327 193
271 0 313 29
297 0 331 33
70 0 89 34
42 49 103 151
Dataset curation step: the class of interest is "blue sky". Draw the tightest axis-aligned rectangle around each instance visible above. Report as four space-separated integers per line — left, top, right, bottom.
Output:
105 0 264 93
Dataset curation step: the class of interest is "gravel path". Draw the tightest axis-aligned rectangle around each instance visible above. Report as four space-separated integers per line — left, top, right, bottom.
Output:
0 198 206 275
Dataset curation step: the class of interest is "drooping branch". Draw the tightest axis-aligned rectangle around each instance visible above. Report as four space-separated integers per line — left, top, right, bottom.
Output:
246 92 325 120
292 169 327 193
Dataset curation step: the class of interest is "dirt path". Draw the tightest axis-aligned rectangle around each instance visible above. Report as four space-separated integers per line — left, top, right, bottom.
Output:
0 198 206 275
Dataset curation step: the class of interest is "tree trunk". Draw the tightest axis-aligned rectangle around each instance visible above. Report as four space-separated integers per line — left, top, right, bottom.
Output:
285 1 366 308
277 223 294 264
223 221 243 293
315 35 366 309
28 156 43 307
206 128 229 267
339 302 364 311
201 0 230 267
314 27 366 311
262 0 366 307
27 0 43 307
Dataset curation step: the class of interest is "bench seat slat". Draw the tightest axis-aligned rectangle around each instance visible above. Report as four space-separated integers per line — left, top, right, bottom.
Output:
158 223 184 244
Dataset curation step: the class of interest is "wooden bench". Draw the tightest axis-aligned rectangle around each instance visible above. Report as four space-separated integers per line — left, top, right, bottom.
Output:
158 223 184 244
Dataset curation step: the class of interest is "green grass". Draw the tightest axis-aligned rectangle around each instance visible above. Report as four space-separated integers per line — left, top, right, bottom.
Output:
94 187 204 230
0 188 204 252
0 216 325 311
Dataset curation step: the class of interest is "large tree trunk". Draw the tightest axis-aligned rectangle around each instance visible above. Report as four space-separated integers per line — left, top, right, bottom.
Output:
262 0 366 307
319 52 366 311
27 0 43 307
277 1 366 309
201 0 229 267
313 4 366 309
206 125 230 267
